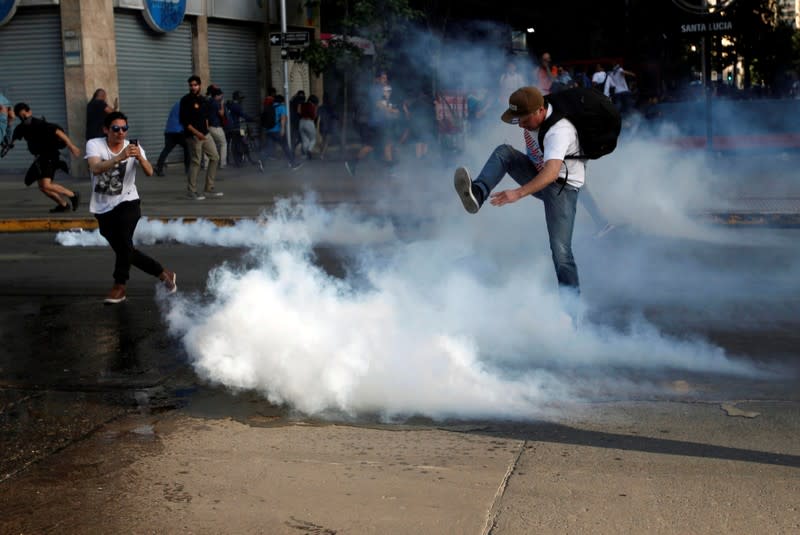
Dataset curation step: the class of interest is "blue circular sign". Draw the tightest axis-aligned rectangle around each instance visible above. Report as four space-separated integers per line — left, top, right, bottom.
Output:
0 0 19 27
142 0 186 33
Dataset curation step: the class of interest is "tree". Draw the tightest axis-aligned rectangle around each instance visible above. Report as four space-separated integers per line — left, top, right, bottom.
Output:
296 0 420 151
719 0 799 90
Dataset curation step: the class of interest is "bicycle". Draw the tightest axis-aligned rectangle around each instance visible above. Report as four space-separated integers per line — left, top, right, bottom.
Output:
228 122 263 172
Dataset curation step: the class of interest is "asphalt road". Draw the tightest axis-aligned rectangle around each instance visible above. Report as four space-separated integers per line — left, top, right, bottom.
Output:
0 218 798 532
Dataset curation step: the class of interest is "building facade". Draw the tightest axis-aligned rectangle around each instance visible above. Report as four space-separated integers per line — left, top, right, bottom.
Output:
0 0 321 172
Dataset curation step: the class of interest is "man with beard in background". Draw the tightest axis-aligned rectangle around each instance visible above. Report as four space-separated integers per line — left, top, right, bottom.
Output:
180 75 222 200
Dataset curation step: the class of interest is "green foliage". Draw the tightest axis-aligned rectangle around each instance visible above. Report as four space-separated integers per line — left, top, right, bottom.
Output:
720 0 799 85
325 0 421 72
300 38 362 77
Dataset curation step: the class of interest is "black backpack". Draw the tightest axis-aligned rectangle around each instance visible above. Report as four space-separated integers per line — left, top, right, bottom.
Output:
260 104 277 129
538 87 621 160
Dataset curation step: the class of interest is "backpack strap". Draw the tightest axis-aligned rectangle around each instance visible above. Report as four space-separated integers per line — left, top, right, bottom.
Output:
537 99 570 195
537 99 562 151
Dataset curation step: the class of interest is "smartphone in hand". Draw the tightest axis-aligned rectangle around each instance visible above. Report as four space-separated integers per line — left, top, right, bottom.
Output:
130 138 138 145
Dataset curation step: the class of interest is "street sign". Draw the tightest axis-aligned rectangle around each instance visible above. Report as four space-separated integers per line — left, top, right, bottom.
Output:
269 32 284 46
679 17 733 34
284 31 310 47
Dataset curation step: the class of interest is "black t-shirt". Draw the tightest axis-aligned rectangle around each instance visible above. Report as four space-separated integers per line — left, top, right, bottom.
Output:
85 99 108 140
179 92 210 136
12 117 64 156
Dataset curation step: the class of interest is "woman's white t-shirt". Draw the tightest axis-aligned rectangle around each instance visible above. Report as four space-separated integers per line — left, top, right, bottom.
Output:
85 138 142 214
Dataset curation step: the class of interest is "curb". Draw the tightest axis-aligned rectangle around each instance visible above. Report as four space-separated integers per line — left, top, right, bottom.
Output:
704 212 800 228
2 213 800 233
0 216 247 233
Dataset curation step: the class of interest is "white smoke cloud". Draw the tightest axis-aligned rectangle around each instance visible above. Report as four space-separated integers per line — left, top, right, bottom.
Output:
157 188 765 421
55 195 396 248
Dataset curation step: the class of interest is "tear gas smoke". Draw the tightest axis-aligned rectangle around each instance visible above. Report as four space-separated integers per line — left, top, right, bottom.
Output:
56 30 794 421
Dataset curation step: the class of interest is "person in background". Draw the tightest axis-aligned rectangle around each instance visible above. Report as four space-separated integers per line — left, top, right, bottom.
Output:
10 102 81 213
403 88 437 160
298 94 319 159
261 94 303 170
375 84 400 169
591 63 609 91
85 88 117 140
605 63 637 117
0 91 14 149
225 90 260 169
536 52 556 95
345 71 389 176
499 60 526 107
154 100 190 177
179 75 221 200
204 85 227 169
288 89 306 157
316 92 339 160
85 111 177 304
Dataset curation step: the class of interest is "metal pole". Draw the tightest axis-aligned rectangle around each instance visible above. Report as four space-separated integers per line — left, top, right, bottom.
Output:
281 0 291 148
702 0 712 151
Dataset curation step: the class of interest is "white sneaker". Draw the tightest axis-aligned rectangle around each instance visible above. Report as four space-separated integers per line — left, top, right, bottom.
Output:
454 167 481 214
205 190 224 198
188 192 206 200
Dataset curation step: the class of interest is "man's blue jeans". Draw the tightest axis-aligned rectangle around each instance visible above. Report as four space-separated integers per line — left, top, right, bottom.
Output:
474 144 580 291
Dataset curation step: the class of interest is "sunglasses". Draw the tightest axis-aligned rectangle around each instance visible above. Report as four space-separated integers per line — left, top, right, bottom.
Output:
110 125 129 133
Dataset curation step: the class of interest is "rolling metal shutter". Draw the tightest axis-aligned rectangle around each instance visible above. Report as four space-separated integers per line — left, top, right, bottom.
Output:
114 10 192 163
208 21 261 121
0 8 67 172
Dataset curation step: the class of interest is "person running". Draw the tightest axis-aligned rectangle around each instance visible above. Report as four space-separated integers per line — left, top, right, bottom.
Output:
10 103 81 213
261 94 303 170
85 111 177 304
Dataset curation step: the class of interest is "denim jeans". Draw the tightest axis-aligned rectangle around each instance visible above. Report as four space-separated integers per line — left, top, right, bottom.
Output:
474 144 580 291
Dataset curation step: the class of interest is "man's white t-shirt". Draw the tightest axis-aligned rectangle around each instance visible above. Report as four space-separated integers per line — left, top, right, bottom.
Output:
539 103 585 189
591 71 607 86
85 138 142 214
606 66 630 95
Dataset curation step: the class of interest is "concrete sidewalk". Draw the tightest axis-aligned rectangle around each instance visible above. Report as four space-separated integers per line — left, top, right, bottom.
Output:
1 153 800 231
2 399 798 534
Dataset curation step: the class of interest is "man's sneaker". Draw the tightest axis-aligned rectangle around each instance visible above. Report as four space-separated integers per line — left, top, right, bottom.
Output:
290 161 304 171
344 160 356 177
204 190 224 198
160 270 178 294
187 192 206 200
454 167 483 214
70 191 80 211
49 203 69 213
104 284 127 304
